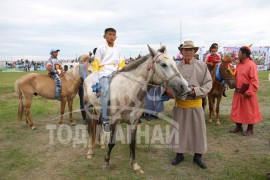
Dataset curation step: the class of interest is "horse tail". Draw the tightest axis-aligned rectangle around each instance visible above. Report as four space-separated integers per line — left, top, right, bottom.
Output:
15 79 22 97
15 79 24 121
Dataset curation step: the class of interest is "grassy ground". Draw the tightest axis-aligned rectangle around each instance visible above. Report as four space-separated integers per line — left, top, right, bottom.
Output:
0 71 270 180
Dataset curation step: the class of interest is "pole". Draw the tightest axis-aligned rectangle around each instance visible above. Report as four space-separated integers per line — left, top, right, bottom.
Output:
180 21 182 44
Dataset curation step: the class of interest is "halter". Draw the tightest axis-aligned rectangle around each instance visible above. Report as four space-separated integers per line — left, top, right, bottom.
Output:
227 64 237 75
147 53 180 88
215 63 235 84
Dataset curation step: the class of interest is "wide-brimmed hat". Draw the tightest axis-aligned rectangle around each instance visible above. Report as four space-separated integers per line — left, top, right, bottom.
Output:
179 40 199 53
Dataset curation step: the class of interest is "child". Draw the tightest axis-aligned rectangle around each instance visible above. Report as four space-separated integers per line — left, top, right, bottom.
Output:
92 28 125 133
205 45 221 72
46 49 63 101
205 44 227 97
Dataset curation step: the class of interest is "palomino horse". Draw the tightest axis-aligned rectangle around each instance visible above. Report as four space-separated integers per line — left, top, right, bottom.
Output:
83 45 190 174
208 55 236 125
15 55 90 129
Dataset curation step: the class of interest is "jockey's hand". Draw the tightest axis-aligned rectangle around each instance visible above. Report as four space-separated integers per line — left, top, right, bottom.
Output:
97 91 101 98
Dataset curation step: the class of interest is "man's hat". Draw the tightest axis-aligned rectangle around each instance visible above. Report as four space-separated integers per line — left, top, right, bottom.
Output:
179 40 199 53
241 44 253 54
50 49 60 54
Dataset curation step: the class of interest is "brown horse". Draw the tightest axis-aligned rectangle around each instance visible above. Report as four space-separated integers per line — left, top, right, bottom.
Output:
15 55 90 129
208 55 236 125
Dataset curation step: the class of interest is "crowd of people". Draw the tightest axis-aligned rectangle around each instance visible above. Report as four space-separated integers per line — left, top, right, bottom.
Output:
4 59 47 71
44 28 262 170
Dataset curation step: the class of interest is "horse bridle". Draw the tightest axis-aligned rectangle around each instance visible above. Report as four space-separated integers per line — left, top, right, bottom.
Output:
216 63 235 84
147 53 190 97
148 53 180 88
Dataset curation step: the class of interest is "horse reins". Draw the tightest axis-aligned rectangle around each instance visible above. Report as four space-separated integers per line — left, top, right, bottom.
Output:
214 63 234 85
118 53 187 97
148 53 180 88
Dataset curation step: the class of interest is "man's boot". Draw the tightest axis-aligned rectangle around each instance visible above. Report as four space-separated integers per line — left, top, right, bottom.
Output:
243 124 254 136
229 123 243 133
171 153 184 166
193 153 207 169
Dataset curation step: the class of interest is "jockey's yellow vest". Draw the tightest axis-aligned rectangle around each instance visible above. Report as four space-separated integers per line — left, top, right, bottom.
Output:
175 98 202 108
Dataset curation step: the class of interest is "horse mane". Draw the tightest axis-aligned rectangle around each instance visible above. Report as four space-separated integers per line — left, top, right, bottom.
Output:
121 54 151 72
223 55 233 63
158 46 166 53
78 54 90 62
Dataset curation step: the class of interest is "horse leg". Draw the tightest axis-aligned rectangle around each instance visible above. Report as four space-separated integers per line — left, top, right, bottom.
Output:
85 104 95 159
129 126 144 174
68 98 75 126
216 97 222 125
59 98 67 125
208 95 213 123
97 115 106 149
202 97 207 111
87 116 94 159
24 96 36 130
102 124 116 172
212 98 216 116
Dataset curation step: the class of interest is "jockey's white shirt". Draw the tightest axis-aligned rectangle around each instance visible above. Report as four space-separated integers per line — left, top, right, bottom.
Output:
94 42 124 79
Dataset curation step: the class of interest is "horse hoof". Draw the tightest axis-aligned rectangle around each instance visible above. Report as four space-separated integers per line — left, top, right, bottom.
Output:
216 121 221 125
31 126 37 130
59 124 65 128
102 164 110 172
101 145 106 149
132 163 144 174
70 122 76 126
134 169 144 174
208 119 212 123
87 154 93 159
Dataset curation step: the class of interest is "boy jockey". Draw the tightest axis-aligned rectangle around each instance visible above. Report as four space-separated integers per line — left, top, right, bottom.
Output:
92 28 125 133
46 49 63 101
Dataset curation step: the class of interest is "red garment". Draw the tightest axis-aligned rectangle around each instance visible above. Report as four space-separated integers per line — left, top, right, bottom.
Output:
230 58 262 124
207 54 220 64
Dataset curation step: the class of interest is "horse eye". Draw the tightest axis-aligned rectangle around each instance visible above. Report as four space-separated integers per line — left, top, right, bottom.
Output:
161 63 167 68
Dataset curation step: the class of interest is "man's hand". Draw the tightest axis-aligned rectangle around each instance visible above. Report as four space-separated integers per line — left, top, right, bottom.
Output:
189 88 196 97
243 93 251 98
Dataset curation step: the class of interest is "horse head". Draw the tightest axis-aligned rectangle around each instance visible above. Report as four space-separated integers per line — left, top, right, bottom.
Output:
147 45 190 98
65 54 91 80
219 55 236 89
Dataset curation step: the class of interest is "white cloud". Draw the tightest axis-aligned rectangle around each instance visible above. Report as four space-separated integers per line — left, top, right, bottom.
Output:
0 0 270 60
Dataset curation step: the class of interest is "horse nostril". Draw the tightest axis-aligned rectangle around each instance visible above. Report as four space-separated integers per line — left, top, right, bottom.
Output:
180 85 183 90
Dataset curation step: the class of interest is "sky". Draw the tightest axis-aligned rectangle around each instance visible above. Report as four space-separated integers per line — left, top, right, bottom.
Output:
0 0 270 61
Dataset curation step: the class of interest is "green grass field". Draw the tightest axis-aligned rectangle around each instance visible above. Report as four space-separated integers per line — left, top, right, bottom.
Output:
0 70 270 180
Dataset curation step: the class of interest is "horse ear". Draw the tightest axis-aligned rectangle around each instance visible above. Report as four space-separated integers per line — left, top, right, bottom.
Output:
147 45 157 57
